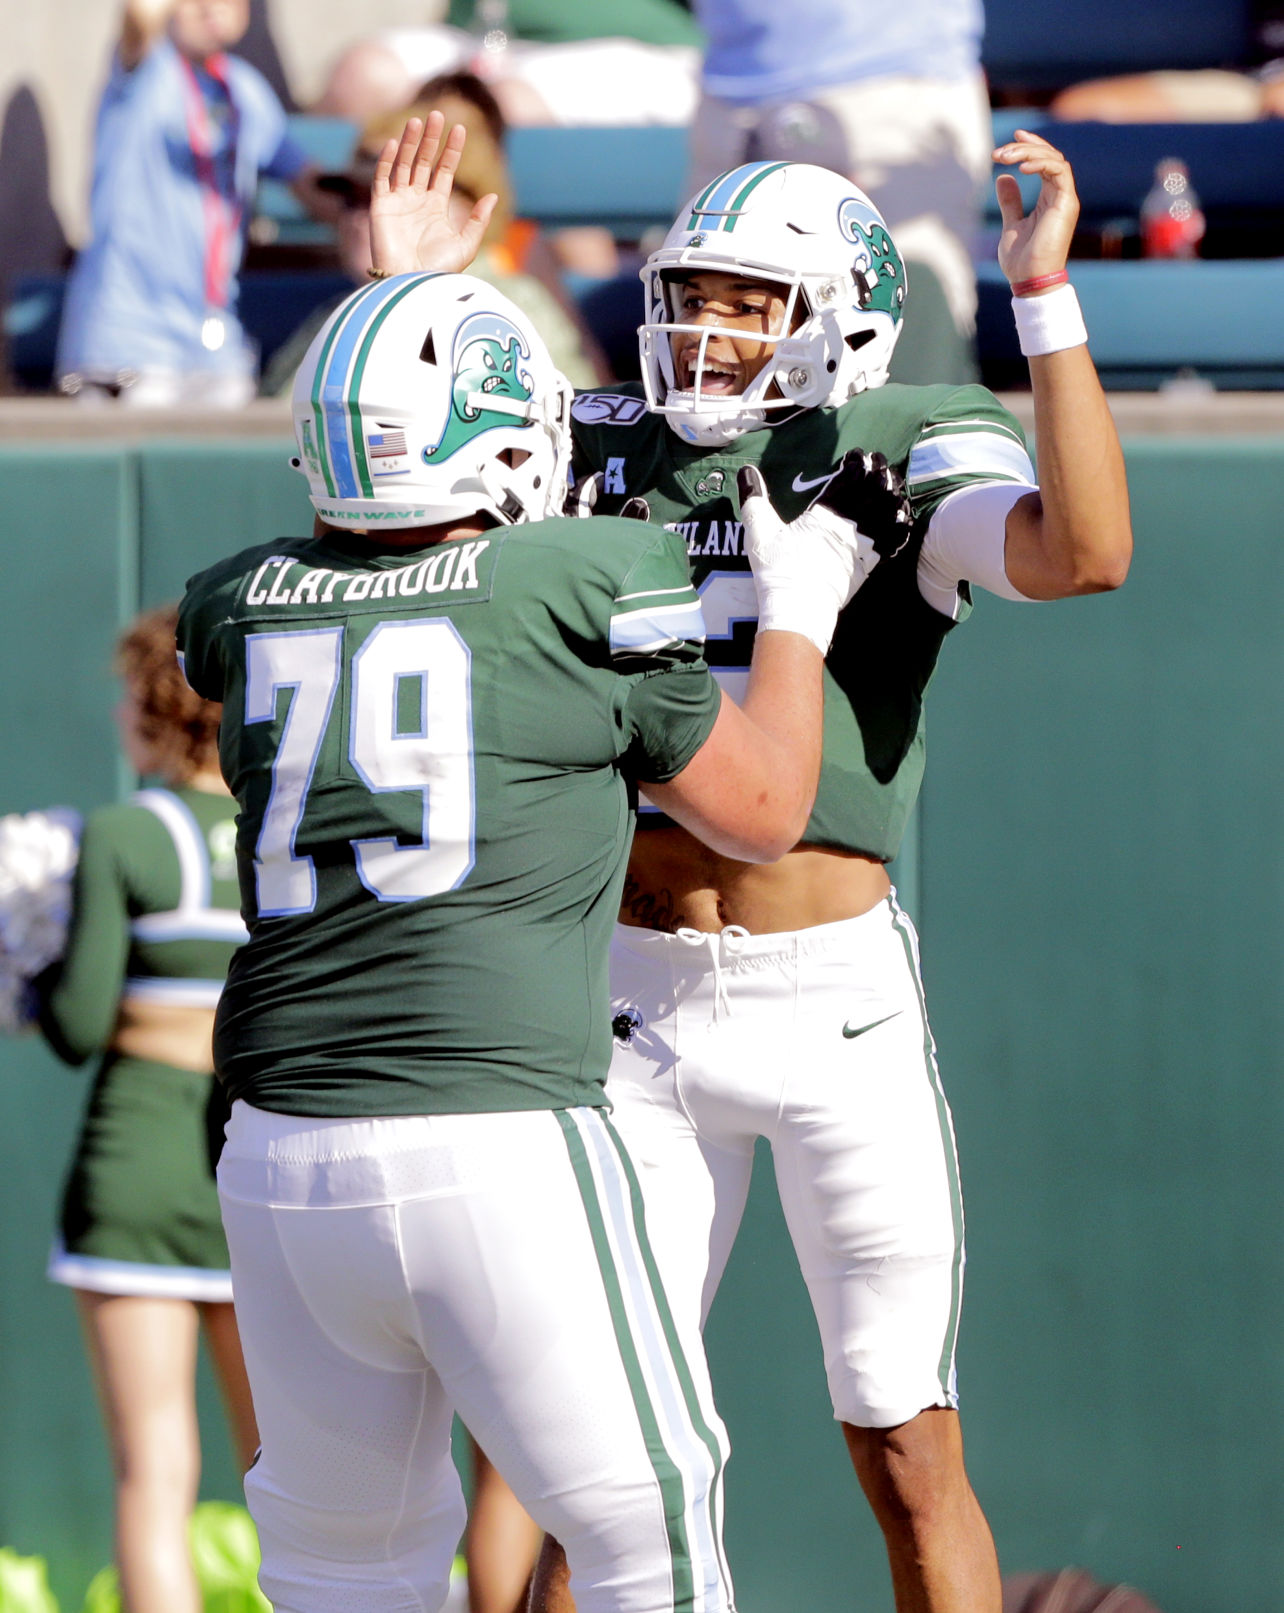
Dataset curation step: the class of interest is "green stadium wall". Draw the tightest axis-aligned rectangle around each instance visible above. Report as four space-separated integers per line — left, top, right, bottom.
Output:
0 436 1278 1613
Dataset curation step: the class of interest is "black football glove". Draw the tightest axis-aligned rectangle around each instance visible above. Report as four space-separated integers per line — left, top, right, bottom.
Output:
806 449 912 561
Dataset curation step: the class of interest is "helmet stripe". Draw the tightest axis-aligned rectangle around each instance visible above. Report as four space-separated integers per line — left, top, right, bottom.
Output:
310 276 395 499
686 163 765 229
722 162 789 231
684 172 725 228
344 277 426 499
684 162 788 232
316 276 415 499
308 302 360 500
310 279 384 499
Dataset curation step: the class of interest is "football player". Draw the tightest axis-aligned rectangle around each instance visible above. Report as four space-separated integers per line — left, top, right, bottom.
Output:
370 122 1132 1613
177 271 874 1613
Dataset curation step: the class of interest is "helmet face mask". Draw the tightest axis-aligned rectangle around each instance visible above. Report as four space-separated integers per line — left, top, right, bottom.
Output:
642 269 804 432
292 273 571 531
639 163 907 447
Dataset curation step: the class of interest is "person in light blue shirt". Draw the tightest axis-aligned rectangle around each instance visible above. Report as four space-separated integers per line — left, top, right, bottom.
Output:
57 0 335 407
689 0 990 342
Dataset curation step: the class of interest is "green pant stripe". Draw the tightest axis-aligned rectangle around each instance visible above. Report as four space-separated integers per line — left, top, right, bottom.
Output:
888 896 966 1394
599 1110 731 1595
555 1110 694 1613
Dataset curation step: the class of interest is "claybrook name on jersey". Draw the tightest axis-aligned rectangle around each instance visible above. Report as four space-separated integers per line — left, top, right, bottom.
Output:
244 541 491 609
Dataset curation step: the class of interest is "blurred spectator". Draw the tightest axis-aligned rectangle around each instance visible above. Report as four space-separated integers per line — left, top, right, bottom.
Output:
313 3 701 283
684 0 990 341
442 0 701 46
314 18 699 132
1050 65 1284 123
56 0 338 408
261 82 607 395
1050 0 1284 123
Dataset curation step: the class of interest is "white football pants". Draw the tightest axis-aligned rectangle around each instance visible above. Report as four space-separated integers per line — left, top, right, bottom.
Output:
218 1102 734 1613
607 894 964 1429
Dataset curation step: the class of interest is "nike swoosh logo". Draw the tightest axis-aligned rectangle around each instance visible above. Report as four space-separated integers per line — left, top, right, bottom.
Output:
841 1011 902 1040
792 471 837 493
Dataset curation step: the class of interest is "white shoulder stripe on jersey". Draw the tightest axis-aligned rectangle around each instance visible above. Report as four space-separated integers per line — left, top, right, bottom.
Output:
615 585 700 604
132 788 209 910
131 910 249 944
122 977 226 1008
907 431 1036 488
610 601 707 653
917 415 1027 445
129 789 247 944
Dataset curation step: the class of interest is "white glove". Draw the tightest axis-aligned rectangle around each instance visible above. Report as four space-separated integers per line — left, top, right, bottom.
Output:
738 450 911 653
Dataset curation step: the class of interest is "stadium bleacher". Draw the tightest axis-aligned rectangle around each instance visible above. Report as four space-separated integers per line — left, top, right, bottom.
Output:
981 0 1253 88
9 25 1284 398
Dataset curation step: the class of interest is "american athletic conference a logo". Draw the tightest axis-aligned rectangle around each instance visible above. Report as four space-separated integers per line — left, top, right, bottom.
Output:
423 310 534 464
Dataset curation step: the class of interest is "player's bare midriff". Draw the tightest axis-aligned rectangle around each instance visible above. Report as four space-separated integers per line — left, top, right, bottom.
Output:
621 824 892 935
111 996 216 1073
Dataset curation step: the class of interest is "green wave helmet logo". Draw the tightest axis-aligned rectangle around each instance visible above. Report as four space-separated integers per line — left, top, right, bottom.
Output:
423 311 534 465
837 198 906 325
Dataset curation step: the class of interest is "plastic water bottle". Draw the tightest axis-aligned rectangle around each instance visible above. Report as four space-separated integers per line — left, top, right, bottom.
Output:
1140 158 1206 259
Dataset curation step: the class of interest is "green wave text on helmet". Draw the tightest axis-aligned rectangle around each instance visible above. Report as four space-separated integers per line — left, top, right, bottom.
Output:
424 312 534 466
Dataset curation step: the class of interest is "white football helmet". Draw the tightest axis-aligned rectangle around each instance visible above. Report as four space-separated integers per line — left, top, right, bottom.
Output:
291 272 572 530
639 162 907 446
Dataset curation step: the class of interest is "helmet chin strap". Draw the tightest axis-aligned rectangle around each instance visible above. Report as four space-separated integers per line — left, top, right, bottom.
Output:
662 390 768 447
477 459 525 524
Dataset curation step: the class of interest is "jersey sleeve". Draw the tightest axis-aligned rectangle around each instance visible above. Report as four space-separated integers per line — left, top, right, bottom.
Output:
36 810 132 1065
568 386 652 478
176 566 231 700
607 527 708 669
904 385 1037 527
608 527 722 783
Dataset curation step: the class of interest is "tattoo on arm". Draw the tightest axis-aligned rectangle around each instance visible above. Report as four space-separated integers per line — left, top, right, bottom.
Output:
621 875 685 934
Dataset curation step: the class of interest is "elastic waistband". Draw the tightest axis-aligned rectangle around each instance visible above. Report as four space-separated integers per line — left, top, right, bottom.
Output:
611 892 905 970
222 1100 590 1161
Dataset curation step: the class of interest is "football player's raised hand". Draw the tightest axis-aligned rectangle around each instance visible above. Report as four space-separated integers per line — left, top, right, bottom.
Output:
369 114 498 276
992 130 1080 287
737 461 885 654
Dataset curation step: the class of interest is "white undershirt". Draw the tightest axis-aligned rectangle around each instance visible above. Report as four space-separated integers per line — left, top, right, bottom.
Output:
916 480 1041 620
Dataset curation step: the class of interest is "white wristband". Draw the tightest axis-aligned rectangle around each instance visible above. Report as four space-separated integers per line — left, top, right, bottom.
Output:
1011 282 1088 357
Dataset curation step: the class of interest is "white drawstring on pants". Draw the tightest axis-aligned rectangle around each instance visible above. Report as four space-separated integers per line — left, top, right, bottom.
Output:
675 925 750 1024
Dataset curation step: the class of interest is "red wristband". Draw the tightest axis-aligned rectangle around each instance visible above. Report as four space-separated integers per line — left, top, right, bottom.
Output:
1010 270 1069 298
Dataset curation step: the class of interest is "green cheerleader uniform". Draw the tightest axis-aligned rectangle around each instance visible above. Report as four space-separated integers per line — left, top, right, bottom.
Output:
39 787 248 1299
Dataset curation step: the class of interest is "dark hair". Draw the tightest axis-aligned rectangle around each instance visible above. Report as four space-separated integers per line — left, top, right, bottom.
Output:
115 604 221 781
413 70 508 145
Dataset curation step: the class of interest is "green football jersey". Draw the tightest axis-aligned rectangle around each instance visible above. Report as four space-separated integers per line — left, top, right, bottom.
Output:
177 518 720 1118
570 382 1035 860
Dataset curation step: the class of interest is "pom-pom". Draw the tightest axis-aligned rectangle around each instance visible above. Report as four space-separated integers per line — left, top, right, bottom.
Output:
0 808 81 1033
